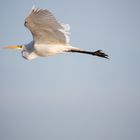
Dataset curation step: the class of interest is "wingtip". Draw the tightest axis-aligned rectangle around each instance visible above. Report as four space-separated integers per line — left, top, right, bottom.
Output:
32 5 36 10
31 5 41 12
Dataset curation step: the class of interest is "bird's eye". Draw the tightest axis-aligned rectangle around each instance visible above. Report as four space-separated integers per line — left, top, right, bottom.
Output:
18 45 23 48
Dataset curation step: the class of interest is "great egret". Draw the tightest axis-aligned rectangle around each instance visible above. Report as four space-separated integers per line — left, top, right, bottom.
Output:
5 7 109 60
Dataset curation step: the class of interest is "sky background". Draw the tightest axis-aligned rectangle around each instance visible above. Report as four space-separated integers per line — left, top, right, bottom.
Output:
0 0 140 140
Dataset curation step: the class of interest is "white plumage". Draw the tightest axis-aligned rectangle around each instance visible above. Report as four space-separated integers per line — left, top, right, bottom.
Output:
5 6 109 60
23 7 81 60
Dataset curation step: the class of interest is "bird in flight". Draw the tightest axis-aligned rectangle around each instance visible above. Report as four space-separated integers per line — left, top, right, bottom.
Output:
5 6 109 60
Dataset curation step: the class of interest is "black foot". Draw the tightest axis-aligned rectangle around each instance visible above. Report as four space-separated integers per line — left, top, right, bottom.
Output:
92 50 109 59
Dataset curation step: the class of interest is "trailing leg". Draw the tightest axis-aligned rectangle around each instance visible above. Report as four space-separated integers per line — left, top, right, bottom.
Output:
67 49 109 59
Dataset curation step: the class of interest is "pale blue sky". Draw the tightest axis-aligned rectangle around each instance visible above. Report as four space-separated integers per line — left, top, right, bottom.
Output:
0 0 140 140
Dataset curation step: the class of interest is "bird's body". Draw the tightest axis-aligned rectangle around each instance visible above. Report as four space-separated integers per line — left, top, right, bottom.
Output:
5 6 109 60
23 41 80 60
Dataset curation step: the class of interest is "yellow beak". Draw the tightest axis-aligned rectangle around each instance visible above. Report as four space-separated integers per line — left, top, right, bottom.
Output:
4 45 22 50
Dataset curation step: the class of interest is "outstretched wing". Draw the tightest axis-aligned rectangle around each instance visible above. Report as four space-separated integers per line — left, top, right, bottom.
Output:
24 7 70 45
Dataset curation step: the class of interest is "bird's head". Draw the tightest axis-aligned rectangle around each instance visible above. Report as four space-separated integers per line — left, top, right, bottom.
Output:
4 43 38 60
4 44 29 60
4 45 28 58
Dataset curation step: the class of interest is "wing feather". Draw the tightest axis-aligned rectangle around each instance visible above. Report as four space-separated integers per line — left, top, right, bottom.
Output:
25 7 70 45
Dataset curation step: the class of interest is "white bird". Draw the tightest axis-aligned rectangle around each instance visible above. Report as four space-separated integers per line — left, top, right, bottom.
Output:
5 7 109 60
